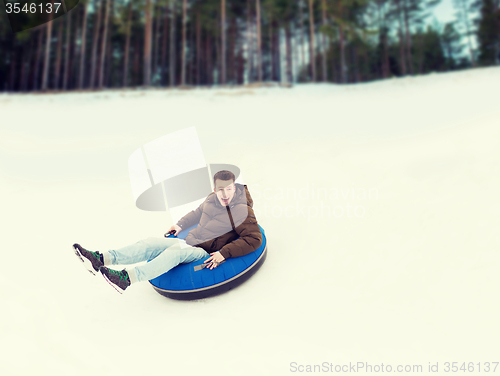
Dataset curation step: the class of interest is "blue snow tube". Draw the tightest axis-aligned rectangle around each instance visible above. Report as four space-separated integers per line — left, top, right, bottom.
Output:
149 224 267 300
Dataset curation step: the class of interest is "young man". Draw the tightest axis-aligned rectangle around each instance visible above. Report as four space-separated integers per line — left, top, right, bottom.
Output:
73 170 262 293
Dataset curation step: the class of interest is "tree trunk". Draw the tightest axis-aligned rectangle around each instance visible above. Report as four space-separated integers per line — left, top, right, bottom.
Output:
123 1 133 87
151 4 156 82
79 0 89 89
418 29 423 74
273 20 281 82
269 13 273 81
256 0 262 81
188 23 194 85
338 0 346 83
285 21 293 83
321 0 327 81
153 2 161 84
188 8 195 84
299 0 306 81
383 31 390 78
495 0 500 65
494 0 500 65
90 0 103 88
377 1 389 79
293 24 299 82
353 46 360 82
181 0 187 85
398 27 406 75
106 0 114 87
237 37 245 84
362 49 369 81
339 27 346 82
215 13 221 84
20 45 27 91
459 0 476 67
144 0 153 86
55 20 63 89
21 40 33 91
308 0 316 81
8 44 17 91
70 8 81 89
403 0 413 74
196 9 201 85
34 28 45 91
42 9 54 91
169 0 176 86
206 32 212 84
161 5 169 86
496 0 500 64
98 0 110 88
63 10 72 90
330 38 337 82
28 36 37 90
134 36 140 86
246 0 253 83
395 0 407 75
221 0 226 84
17 47 25 91
227 16 236 83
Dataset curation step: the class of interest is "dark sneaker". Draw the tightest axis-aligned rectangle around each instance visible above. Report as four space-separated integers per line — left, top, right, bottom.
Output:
100 266 131 293
73 243 104 276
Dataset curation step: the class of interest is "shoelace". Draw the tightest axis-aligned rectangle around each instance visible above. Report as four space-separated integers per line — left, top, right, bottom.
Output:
81 247 99 261
107 268 127 281
90 250 100 260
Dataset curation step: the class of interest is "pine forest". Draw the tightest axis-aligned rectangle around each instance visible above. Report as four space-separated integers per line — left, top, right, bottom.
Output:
0 0 499 92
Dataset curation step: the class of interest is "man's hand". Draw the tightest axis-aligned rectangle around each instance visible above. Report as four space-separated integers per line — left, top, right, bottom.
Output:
166 224 182 237
204 251 225 270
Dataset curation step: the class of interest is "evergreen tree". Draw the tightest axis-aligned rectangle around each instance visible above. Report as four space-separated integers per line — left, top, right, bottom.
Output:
474 0 500 65
453 0 477 66
420 26 446 72
441 22 464 69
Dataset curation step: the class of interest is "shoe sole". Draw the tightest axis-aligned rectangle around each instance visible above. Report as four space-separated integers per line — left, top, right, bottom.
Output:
72 245 98 276
100 271 125 294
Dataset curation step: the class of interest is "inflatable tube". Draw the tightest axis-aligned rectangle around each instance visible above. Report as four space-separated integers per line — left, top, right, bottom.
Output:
149 224 267 300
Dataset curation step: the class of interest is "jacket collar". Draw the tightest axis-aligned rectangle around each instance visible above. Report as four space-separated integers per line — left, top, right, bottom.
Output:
213 183 246 209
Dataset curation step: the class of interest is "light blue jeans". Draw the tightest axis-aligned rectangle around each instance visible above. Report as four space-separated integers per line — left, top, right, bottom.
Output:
106 237 209 282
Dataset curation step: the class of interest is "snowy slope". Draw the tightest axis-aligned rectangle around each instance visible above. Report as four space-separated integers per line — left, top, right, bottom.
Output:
1 67 499 376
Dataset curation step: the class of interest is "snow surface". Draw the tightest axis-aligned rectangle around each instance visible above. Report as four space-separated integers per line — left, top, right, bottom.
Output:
1 67 500 376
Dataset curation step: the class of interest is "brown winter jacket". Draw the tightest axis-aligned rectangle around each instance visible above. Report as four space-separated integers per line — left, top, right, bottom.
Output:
176 184 262 259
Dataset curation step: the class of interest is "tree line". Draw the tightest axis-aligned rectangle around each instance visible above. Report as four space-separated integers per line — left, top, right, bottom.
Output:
0 0 499 92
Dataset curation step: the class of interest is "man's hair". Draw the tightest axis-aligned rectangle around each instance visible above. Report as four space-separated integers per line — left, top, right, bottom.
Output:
213 170 235 186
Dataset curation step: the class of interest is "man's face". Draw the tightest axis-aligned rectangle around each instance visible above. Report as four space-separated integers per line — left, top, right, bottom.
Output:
214 179 236 207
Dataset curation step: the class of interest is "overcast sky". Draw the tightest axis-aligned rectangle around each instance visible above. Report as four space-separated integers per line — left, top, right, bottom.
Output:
433 0 457 24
